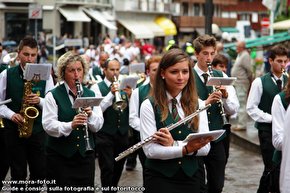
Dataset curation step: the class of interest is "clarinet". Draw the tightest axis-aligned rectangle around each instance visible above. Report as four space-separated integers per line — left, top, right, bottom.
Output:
115 104 211 161
207 62 231 129
75 80 94 154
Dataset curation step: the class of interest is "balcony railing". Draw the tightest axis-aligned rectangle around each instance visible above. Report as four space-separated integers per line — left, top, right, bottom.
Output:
176 16 237 28
174 0 237 5
55 0 112 5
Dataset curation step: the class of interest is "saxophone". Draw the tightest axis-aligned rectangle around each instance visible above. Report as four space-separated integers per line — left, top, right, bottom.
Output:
18 81 39 138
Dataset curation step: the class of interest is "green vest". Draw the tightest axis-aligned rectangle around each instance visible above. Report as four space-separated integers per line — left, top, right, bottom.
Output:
138 83 151 111
279 91 288 110
4 65 46 134
272 91 289 164
46 84 95 158
255 73 288 131
145 98 199 178
0 63 8 73
92 66 103 80
98 81 129 135
193 69 225 142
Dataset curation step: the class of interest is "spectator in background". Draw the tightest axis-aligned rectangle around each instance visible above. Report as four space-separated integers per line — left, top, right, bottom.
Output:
231 41 253 131
39 44 49 64
216 42 232 77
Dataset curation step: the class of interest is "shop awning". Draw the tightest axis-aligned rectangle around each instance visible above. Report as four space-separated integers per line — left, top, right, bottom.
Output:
155 17 177 36
58 7 91 22
83 8 117 30
118 19 154 39
220 27 239 33
224 32 290 49
142 21 165 37
273 19 290 30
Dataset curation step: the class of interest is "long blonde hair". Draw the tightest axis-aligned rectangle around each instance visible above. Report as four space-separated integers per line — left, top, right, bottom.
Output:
152 49 199 131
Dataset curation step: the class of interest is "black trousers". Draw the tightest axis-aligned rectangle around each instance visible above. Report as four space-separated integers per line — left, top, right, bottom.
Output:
257 130 276 193
0 128 9 190
203 140 227 193
46 148 95 193
95 131 129 193
126 129 146 167
144 167 201 193
5 128 46 193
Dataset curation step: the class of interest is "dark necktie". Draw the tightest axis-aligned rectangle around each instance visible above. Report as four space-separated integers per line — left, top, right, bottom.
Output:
276 79 282 91
202 73 209 85
69 90 76 101
172 98 180 122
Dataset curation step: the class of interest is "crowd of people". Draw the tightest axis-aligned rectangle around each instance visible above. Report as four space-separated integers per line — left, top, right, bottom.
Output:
0 33 289 193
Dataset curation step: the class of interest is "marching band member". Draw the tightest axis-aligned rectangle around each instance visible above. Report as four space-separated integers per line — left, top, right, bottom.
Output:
0 36 54 192
192 35 239 193
247 44 288 193
91 58 132 192
140 48 212 193
127 55 161 174
42 52 104 191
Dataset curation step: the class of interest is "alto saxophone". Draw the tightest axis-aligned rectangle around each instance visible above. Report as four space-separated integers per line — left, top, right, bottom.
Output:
18 81 39 138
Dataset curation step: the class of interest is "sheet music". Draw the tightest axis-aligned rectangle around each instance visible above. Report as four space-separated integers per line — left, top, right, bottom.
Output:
129 63 145 74
183 130 225 143
72 97 104 109
24 63 52 81
119 75 139 90
206 77 237 86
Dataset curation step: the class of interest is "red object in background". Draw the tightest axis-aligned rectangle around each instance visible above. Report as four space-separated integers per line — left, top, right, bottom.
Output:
261 17 270 27
141 43 155 56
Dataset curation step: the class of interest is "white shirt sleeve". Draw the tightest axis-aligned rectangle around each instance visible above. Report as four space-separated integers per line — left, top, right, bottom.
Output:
129 88 141 131
38 75 55 110
140 98 210 160
280 107 290 192
90 83 114 112
271 95 286 150
0 70 17 119
246 78 272 123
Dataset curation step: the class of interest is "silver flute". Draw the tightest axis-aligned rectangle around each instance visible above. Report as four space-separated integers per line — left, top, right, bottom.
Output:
115 104 211 161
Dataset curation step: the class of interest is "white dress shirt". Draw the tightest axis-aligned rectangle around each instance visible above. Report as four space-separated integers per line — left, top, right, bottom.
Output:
90 77 115 112
247 75 283 123
194 65 239 116
0 69 55 119
129 85 152 132
280 107 290 193
42 82 104 138
271 94 287 150
140 91 210 160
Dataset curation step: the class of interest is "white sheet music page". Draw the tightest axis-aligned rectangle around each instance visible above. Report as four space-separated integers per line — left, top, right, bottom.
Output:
24 63 52 81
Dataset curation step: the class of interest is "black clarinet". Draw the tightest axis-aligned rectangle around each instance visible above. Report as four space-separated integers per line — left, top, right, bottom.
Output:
207 62 231 129
75 80 94 154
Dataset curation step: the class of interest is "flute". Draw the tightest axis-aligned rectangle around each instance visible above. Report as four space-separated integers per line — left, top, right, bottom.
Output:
115 104 211 162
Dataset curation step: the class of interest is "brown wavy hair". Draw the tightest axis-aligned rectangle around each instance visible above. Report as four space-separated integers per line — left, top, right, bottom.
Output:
152 49 199 131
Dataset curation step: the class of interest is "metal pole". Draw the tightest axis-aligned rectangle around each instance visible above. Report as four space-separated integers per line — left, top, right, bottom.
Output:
205 0 213 35
35 19 37 41
53 3 56 67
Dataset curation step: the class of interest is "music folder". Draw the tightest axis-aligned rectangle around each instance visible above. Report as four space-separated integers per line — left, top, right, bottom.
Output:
24 63 52 81
206 77 236 87
72 97 104 109
183 130 225 143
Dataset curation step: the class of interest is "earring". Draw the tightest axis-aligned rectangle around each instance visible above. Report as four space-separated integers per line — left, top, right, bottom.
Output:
162 76 165 79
